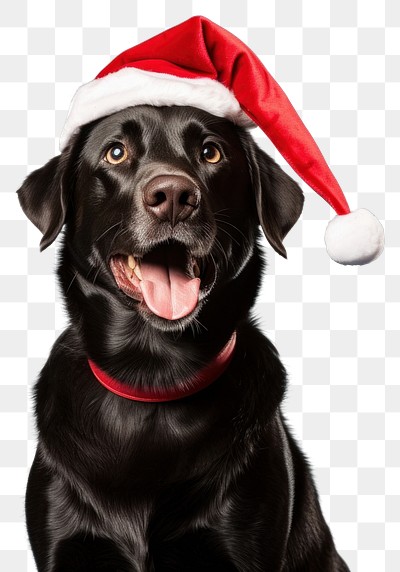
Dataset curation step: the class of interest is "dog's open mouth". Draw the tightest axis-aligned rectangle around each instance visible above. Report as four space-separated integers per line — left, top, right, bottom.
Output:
110 243 207 321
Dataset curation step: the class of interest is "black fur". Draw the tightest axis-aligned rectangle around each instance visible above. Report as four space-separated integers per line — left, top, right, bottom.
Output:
18 106 349 571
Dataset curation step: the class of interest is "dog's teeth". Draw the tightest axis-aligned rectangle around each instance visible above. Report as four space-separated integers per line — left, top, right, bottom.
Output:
128 255 136 270
193 261 201 278
133 264 142 280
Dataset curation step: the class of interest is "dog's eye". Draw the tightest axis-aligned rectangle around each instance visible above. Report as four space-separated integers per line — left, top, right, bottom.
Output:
201 144 221 164
104 144 128 165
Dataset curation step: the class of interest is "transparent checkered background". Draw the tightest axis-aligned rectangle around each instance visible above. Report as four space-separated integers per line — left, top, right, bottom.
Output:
0 1 399 570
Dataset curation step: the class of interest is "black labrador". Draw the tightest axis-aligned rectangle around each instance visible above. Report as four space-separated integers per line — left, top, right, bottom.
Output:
18 105 350 571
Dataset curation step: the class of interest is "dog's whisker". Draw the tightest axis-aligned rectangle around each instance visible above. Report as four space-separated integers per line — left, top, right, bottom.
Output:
215 218 248 243
213 208 231 217
91 265 103 286
190 315 208 336
198 221 230 271
104 226 130 264
89 225 130 286
215 222 241 248
65 270 79 294
94 220 123 243
85 258 100 280
213 237 230 270
209 252 218 280
200 223 216 247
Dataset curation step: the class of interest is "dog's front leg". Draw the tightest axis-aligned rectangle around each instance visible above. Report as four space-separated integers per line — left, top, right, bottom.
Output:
27 451 149 572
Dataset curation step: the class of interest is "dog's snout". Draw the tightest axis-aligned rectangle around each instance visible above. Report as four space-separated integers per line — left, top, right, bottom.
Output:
143 175 200 226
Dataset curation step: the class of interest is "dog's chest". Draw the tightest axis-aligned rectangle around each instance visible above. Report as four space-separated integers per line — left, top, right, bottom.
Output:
49 414 231 554
61 392 230 493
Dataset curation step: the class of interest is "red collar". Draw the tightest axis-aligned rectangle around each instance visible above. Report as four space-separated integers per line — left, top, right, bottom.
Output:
88 331 237 403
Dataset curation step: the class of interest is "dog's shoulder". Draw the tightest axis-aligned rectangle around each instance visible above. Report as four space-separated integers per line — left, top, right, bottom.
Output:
231 319 288 417
34 327 90 415
236 318 287 377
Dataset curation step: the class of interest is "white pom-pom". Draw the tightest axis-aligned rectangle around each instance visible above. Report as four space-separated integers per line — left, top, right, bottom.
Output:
324 208 384 265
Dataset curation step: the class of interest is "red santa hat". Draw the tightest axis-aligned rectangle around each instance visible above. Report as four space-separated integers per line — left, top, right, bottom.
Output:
60 16 384 266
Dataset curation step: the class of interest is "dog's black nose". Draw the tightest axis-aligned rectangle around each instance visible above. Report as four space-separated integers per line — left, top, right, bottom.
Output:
143 175 200 226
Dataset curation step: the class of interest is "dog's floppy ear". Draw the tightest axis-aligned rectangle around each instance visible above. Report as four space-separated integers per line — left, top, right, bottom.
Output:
17 148 73 251
249 143 304 258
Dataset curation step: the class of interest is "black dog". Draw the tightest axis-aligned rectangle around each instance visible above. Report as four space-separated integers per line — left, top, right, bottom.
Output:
18 105 349 571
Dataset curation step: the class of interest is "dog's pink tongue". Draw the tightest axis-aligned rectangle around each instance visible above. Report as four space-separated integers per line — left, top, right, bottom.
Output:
139 246 200 320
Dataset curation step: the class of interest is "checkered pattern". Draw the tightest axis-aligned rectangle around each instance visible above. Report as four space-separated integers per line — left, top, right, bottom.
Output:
0 1 398 570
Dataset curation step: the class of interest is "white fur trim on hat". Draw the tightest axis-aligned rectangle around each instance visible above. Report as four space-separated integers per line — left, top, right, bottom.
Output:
59 67 254 150
324 208 384 265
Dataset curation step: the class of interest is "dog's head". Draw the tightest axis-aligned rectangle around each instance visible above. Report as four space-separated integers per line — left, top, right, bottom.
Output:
18 105 303 334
